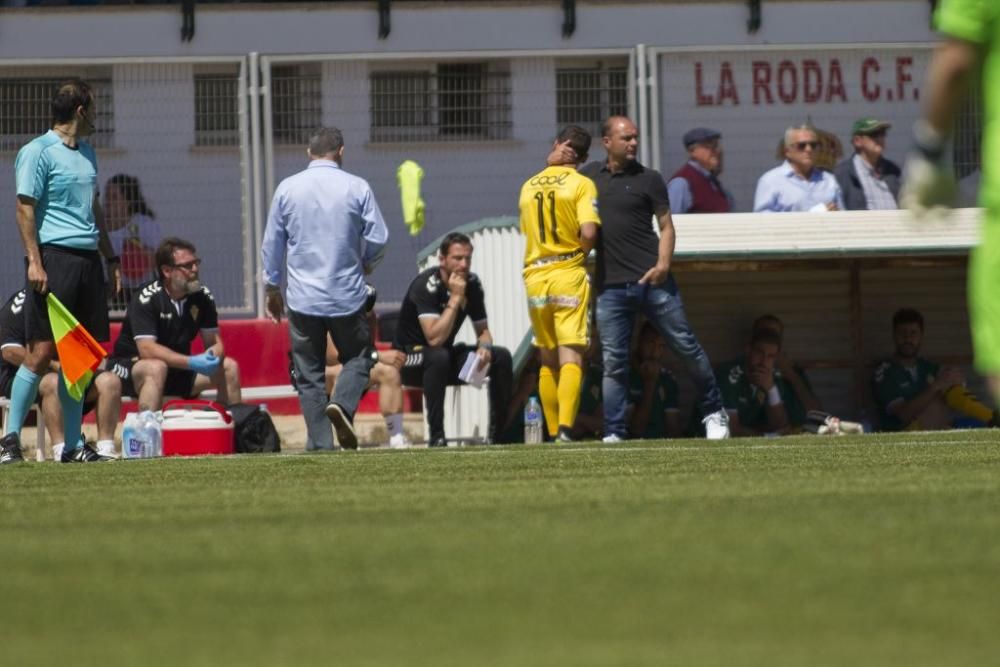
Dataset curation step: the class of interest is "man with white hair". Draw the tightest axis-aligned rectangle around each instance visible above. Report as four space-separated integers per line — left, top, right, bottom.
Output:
753 125 844 212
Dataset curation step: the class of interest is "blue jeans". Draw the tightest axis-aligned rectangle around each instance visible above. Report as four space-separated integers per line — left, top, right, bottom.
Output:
597 277 722 438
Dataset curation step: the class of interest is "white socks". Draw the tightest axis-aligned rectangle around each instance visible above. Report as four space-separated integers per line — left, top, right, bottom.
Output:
385 413 403 437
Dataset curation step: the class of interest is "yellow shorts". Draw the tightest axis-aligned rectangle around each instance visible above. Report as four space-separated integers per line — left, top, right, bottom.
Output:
524 265 590 349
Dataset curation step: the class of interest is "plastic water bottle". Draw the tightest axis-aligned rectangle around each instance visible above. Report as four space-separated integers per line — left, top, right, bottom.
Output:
138 410 162 458
524 396 543 444
121 414 144 459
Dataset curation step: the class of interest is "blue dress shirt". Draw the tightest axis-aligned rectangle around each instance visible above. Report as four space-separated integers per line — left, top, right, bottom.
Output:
753 161 845 213
261 159 389 317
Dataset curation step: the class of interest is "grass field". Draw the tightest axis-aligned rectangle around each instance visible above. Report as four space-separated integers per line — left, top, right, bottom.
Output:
2 431 999 666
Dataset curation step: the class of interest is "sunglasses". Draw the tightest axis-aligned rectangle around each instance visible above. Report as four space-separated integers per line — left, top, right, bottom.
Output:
792 141 819 151
172 259 202 271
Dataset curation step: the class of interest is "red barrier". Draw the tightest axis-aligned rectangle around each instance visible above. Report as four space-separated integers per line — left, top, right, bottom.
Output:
102 320 419 416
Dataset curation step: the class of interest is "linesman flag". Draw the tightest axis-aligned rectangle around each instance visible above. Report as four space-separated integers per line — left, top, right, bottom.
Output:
47 293 107 401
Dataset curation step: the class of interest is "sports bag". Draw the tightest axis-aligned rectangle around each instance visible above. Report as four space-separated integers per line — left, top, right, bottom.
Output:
228 403 281 453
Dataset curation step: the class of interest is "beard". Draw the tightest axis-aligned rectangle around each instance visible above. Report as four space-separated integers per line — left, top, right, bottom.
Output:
185 278 202 294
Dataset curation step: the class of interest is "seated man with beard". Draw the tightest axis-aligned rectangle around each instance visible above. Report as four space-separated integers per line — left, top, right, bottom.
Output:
873 308 995 431
106 237 242 410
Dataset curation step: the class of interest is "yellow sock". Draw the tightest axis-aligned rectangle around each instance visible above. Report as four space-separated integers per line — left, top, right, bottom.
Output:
539 366 560 437
557 362 584 432
943 384 995 424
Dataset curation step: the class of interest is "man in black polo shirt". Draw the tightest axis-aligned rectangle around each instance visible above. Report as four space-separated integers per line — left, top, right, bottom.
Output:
107 237 242 410
393 232 513 446
558 115 729 441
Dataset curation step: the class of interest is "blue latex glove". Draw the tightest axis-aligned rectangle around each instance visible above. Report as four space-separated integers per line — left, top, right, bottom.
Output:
189 350 221 376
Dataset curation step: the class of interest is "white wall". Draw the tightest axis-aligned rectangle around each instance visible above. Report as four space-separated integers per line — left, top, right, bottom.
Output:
0 1 934 59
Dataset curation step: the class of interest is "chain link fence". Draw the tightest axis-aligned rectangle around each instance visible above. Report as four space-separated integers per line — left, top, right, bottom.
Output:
0 57 254 319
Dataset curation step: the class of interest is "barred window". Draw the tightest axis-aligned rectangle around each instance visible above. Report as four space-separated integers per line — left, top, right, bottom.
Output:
194 72 240 147
0 76 114 151
556 60 628 136
272 64 322 145
370 62 511 143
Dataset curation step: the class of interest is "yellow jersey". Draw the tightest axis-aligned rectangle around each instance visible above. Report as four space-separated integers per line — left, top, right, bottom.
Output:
518 166 600 271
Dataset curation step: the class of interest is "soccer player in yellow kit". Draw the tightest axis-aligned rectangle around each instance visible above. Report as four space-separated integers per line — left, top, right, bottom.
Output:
519 125 601 441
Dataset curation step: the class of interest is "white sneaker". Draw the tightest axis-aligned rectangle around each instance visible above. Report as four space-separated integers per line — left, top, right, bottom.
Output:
602 434 624 444
703 410 730 440
388 433 412 449
96 443 119 459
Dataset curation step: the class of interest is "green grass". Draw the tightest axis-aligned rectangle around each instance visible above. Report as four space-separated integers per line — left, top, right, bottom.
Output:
2 431 1000 666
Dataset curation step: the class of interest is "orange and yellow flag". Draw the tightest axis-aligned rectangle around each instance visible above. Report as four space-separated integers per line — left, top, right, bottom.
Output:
46 293 107 401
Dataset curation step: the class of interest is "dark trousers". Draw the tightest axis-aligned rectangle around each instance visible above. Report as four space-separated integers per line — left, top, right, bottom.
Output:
400 344 513 443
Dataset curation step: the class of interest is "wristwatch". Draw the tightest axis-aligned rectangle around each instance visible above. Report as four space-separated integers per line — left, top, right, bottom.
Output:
106 255 121 266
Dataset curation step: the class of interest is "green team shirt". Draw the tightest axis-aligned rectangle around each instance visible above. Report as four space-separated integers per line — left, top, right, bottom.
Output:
871 358 940 431
775 364 814 427
715 359 769 431
626 369 679 438
937 0 1000 212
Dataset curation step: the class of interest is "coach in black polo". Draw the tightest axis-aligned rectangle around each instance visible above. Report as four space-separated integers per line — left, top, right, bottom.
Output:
571 115 729 442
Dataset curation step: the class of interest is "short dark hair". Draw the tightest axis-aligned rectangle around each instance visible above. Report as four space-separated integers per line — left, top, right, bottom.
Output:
750 328 782 350
439 232 473 257
308 127 344 157
893 308 924 331
752 314 783 337
155 237 198 280
556 125 591 162
52 78 93 124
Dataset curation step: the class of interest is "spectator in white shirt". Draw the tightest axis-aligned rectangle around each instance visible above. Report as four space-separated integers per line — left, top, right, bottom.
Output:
753 125 844 213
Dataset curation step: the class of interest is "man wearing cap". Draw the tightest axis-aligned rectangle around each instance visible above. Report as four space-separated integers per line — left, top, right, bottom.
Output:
834 118 901 210
667 128 733 213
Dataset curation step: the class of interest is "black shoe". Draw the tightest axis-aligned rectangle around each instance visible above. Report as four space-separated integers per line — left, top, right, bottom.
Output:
429 437 448 448
556 426 575 443
0 432 24 465
61 442 113 463
325 402 358 450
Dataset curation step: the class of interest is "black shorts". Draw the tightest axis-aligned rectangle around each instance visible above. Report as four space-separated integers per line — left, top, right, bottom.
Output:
24 245 110 343
0 370 100 415
107 357 196 400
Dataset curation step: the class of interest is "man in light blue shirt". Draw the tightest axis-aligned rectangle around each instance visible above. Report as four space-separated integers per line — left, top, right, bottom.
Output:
753 125 845 213
261 127 389 450
1 79 122 465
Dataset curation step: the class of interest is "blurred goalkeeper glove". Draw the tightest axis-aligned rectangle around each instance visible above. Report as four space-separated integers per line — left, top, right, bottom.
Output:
189 350 221 376
900 120 957 219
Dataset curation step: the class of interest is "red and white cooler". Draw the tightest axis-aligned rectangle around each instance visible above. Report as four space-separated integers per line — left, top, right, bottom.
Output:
161 400 234 456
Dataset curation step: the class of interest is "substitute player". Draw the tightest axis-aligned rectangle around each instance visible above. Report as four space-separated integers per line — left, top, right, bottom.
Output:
519 125 600 442
901 0 1000 403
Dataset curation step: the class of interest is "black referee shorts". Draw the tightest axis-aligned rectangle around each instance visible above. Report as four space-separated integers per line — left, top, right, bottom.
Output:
24 245 110 344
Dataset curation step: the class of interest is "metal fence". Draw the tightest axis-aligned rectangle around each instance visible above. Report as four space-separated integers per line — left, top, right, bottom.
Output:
0 56 254 317
259 50 635 310
0 45 985 326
